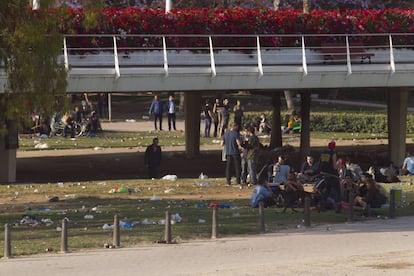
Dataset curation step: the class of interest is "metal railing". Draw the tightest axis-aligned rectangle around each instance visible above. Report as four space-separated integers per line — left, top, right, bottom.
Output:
62 33 414 78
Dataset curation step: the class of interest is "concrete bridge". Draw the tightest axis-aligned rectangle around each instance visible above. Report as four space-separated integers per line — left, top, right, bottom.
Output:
0 33 412 182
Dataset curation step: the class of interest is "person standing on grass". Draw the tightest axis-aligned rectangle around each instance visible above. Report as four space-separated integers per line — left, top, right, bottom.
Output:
144 137 162 179
221 123 242 185
402 151 414 175
203 99 213 137
166 94 177 131
149 95 163 131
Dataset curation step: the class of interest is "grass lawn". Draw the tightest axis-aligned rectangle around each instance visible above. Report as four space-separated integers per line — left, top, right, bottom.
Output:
0 175 413 257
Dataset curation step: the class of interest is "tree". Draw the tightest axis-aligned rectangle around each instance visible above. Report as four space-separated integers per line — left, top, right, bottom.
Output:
0 0 68 134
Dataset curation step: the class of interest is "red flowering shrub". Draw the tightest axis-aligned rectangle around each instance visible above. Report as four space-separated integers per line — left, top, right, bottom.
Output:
58 8 414 50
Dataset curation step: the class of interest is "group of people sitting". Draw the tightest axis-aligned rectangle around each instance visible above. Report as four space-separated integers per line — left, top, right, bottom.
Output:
251 140 389 215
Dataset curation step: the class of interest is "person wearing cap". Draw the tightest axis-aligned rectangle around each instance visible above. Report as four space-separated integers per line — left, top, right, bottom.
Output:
144 137 162 179
319 140 342 212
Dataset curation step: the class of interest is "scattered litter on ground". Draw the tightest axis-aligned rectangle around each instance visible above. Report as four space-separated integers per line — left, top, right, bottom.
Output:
98 181 107 186
64 194 77 198
171 213 182 223
41 218 54 226
198 181 213 187
199 172 208 179
150 195 162 201
164 188 175 194
198 219 206 223
84 215 94 219
57 182 64 187
126 119 137 122
212 139 221 144
102 223 114 230
162 175 178 181
93 146 104 150
34 143 49 149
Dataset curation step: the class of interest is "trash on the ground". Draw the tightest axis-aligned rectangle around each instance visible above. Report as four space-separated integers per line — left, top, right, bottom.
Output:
57 182 64 187
162 175 178 181
102 223 114 230
164 188 175 194
117 187 129 193
20 216 40 226
198 181 213 187
198 219 206 223
141 116 149 120
150 195 162 201
64 194 77 198
84 214 94 219
212 139 221 144
126 119 137 122
34 143 49 149
195 203 207 209
48 196 59 202
119 221 133 229
41 218 54 226
56 226 62 232
38 207 53 212
98 181 107 186
93 146 104 150
158 219 166 225
199 172 208 179
142 218 155 225
171 213 182 223
108 189 116 193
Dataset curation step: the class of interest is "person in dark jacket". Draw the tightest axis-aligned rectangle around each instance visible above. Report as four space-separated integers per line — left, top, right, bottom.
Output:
144 137 162 179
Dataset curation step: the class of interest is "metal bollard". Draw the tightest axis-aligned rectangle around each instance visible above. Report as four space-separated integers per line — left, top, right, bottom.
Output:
60 219 68 253
211 206 218 239
165 211 171 244
304 197 311 227
259 201 265 234
113 214 120 248
389 189 396 219
4 223 11 259
348 190 354 223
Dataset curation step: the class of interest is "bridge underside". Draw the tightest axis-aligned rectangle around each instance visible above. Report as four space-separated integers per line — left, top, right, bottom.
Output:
59 65 414 93
0 66 411 183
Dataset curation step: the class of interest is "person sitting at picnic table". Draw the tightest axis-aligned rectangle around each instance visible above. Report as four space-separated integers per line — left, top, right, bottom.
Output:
250 166 275 208
272 155 291 185
298 155 320 183
354 173 387 212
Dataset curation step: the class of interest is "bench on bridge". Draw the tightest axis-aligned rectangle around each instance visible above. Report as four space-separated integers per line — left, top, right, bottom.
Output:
321 42 374 64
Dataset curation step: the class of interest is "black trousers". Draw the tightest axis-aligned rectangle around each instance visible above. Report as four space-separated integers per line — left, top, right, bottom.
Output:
226 154 241 185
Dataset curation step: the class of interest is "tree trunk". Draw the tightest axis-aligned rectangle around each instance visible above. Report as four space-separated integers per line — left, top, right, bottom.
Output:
270 91 282 149
300 92 311 167
303 0 310 13
284 90 295 114
273 0 280 10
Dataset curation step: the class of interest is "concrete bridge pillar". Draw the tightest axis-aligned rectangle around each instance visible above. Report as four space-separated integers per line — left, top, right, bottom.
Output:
0 139 17 183
388 88 409 166
184 92 201 158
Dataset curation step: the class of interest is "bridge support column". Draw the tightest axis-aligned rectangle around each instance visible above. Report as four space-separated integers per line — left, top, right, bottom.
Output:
0 140 17 184
184 92 201 158
388 88 408 166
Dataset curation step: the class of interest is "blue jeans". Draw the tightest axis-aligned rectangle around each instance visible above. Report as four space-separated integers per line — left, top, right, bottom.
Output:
248 159 258 185
204 118 211 137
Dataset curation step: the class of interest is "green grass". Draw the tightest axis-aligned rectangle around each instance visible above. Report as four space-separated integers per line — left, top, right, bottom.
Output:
0 177 413 257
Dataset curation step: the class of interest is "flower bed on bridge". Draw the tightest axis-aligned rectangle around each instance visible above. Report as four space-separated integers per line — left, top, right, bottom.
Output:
60 8 414 50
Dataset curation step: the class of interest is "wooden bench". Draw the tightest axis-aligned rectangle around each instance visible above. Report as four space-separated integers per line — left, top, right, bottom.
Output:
321 42 374 64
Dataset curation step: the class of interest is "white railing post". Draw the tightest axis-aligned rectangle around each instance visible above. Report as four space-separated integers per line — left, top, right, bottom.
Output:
113 36 120 79
346 35 352 76
389 34 395 74
209 36 216 78
301 36 308 76
63 37 69 71
163 36 169 77
256 36 263 77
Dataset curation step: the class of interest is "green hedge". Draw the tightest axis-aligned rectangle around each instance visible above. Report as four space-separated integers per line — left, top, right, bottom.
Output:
240 111 414 134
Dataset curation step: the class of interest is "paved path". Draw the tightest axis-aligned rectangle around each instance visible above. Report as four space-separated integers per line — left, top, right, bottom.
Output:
2 216 414 275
